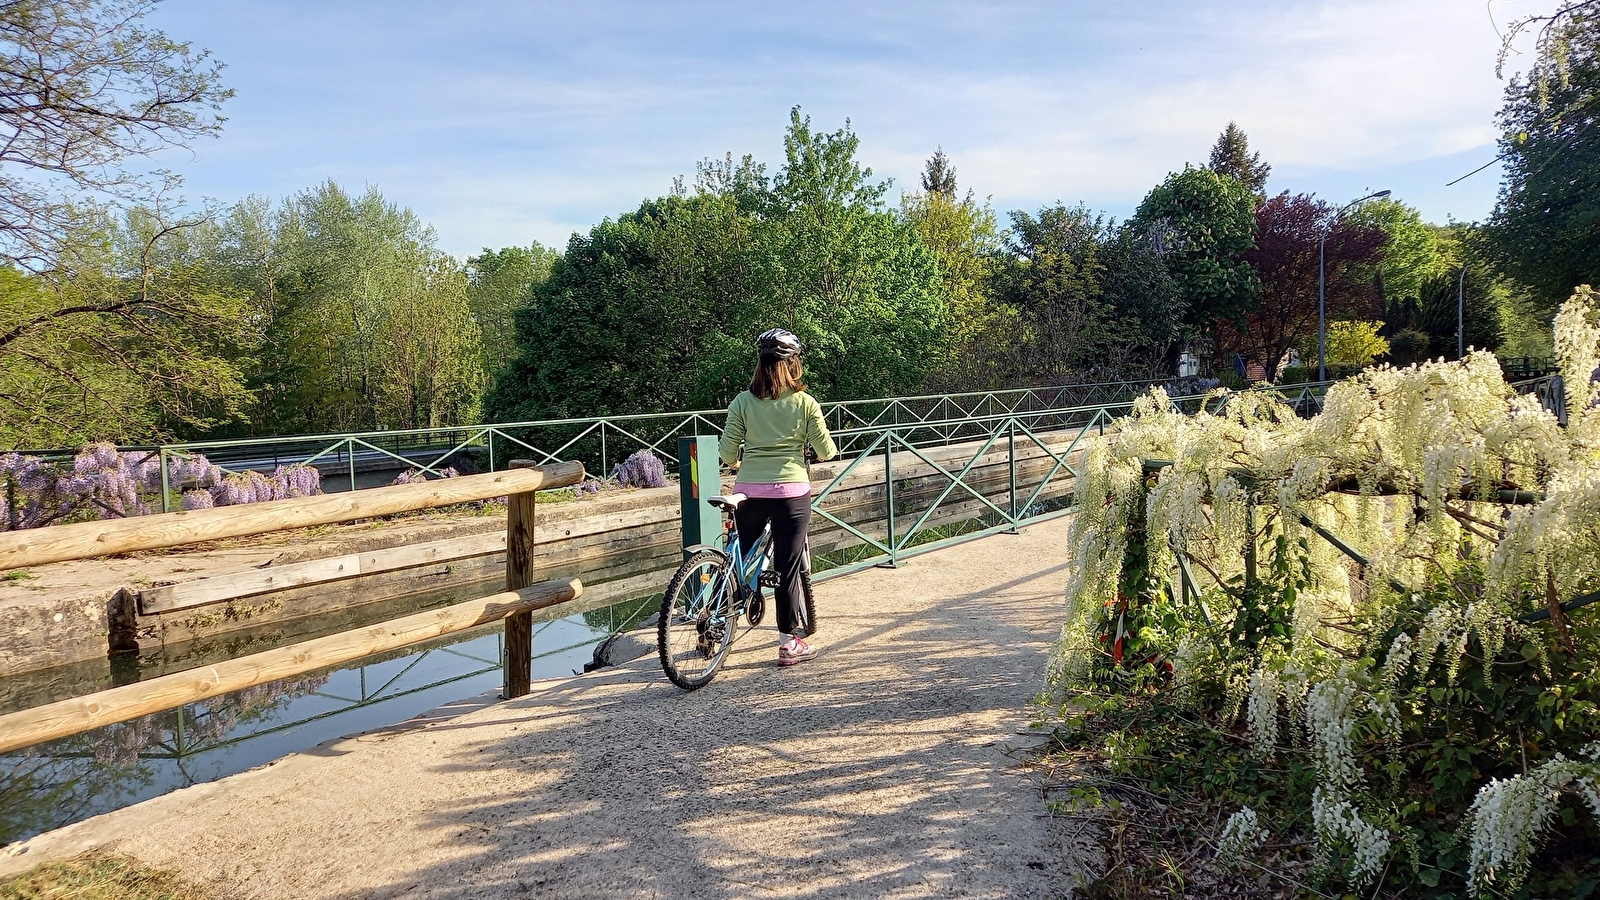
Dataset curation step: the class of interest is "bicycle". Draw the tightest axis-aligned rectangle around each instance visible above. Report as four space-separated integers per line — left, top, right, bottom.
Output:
656 492 817 690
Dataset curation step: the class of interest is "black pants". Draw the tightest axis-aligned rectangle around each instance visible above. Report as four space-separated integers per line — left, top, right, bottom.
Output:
735 495 811 638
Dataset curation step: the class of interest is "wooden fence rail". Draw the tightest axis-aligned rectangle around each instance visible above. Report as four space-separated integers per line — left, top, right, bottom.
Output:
0 461 585 571
0 576 583 755
0 460 587 752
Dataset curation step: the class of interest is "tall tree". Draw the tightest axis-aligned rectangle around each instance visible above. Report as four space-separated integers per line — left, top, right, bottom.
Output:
1129 166 1259 348
1231 192 1385 374
993 205 1114 381
920 147 957 199
767 108 947 399
1485 12 1600 312
467 243 556 377
0 0 231 269
900 183 1017 389
1207 122 1271 196
1347 198 1450 307
487 110 950 420
216 182 485 434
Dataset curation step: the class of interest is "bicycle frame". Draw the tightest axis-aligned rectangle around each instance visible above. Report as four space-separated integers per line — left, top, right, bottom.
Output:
719 512 772 606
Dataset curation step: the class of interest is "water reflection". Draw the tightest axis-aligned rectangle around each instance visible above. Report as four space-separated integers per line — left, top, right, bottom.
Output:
0 596 656 846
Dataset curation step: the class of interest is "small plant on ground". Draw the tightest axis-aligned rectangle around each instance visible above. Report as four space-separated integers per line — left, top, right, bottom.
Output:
0 853 209 900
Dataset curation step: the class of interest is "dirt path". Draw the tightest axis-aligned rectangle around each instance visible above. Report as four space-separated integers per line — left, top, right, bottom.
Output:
2 517 1100 899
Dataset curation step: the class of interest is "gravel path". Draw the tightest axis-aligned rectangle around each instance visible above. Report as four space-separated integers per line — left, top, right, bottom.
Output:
3 517 1100 899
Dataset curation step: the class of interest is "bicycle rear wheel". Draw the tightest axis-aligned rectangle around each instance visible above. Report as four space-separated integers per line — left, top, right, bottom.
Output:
799 540 818 637
657 549 737 690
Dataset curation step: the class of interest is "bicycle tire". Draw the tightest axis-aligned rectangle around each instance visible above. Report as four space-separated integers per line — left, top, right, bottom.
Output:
657 549 737 690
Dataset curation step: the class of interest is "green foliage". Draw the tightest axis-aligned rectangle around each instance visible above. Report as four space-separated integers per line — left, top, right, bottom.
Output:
1349 198 1452 306
1206 122 1271 196
901 180 1020 389
213 182 485 435
1130 166 1259 338
1485 13 1600 313
467 243 556 378
993 205 1113 380
487 109 949 419
0 210 254 447
1319 320 1389 368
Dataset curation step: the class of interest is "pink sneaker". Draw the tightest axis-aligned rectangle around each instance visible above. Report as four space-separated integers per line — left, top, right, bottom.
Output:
778 638 818 666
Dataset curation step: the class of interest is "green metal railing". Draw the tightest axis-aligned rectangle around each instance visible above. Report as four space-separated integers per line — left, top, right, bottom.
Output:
138 378 1177 510
799 381 1333 580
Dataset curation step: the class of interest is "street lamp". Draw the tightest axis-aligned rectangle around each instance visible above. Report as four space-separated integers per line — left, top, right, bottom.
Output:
1319 189 1391 381
1457 264 1467 359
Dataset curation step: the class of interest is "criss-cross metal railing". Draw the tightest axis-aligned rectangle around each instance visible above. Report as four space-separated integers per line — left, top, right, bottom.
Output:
802 380 1336 580
123 378 1172 510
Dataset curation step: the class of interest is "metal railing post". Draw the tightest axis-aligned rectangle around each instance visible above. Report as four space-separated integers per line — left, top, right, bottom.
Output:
1007 418 1020 533
159 447 172 512
878 437 898 568
600 421 608 478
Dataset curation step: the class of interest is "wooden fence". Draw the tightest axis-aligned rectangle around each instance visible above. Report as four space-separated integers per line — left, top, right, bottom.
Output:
0 461 585 755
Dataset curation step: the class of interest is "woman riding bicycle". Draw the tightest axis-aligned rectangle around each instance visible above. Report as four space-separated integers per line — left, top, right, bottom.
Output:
719 328 837 666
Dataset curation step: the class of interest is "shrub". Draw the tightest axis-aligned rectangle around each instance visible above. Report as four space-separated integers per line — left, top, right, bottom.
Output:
1046 286 1600 898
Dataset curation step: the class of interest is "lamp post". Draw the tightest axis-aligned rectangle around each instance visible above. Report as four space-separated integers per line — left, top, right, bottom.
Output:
1319 189 1391 381
1457 264 1467 359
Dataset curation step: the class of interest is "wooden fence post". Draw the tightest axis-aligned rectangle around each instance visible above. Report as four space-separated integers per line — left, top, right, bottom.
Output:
504 460 539 698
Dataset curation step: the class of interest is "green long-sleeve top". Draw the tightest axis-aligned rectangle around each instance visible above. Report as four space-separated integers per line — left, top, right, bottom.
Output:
718 389 838 483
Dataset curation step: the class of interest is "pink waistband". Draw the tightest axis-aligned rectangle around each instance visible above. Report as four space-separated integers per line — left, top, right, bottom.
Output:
733 481 812 499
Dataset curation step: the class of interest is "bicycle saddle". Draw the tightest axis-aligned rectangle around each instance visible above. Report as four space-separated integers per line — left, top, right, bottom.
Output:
708 493 747 511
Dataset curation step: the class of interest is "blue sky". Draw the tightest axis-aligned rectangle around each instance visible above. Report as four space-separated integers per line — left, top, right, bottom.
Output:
147 0 1552 260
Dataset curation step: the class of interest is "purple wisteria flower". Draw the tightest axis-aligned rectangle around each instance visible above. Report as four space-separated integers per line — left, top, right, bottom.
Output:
181 490 215 511
611 450 667 488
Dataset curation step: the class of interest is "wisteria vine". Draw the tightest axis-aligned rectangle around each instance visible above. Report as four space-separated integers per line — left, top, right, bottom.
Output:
1 445 322 531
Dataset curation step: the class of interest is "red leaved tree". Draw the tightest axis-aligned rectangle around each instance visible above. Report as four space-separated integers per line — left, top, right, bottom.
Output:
1226 192 1385 376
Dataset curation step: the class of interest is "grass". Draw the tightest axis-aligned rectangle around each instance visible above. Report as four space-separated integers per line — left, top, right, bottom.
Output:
0 853 209 900
0 570 35 583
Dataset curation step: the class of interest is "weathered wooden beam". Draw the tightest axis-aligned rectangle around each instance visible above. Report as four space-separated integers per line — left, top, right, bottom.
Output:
136 533 510 615
503 461 540 699
0 461 584 571
0 576 583 755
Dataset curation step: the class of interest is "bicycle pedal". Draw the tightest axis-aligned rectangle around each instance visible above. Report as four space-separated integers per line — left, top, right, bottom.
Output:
759 570 779 589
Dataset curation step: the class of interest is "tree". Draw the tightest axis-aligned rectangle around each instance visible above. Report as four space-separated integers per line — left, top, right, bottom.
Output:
1484 12 1600 311
1098 224 1185 374
766 108 948 399
1232 192 1384 374
214 182 485 435
1346 198 1449 307
467 243 556 377
1130 166 1259 346
0 0 231 269
920 146 957 199
1207 122 1271 196
0 208 253 446
900 183 1017 390
993 205 1115 381
487 110 951 420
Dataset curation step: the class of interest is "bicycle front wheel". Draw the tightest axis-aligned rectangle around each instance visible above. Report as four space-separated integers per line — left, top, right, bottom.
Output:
657 549 737 690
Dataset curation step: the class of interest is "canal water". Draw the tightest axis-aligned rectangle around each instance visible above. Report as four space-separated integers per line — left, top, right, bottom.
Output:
0 594 656 847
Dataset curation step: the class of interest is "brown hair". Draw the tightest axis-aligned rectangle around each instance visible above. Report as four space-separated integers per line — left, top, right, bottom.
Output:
749 356 806 400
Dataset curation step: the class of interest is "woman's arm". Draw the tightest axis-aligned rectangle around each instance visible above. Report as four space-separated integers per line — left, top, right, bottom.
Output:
719 396 746 469
805 395 838 462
